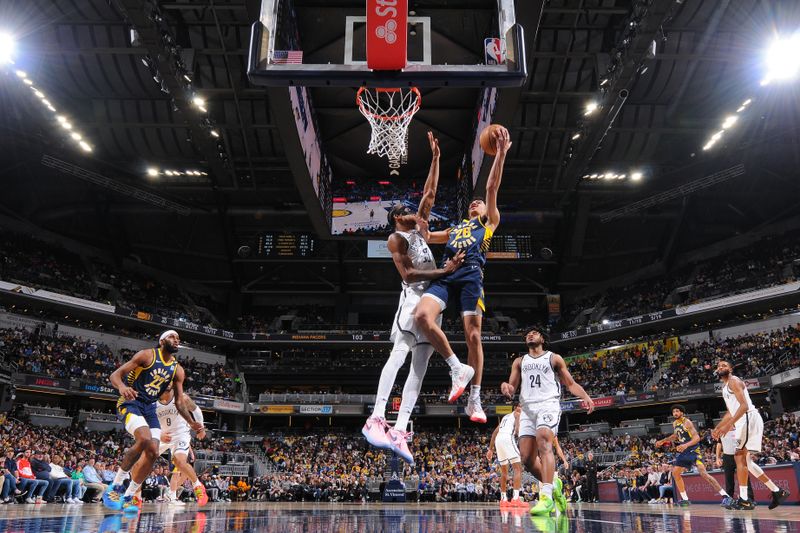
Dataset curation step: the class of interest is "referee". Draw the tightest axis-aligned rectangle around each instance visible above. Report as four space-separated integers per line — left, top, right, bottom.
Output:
715 428 753 502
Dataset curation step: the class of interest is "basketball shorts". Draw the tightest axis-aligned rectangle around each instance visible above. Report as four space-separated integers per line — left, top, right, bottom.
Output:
495 434 521 465
391 286 441 344
519 404 561 438
158 431 191 457
734 410 764 453
423 263 485 316
673 448 702 469
117 398 161 440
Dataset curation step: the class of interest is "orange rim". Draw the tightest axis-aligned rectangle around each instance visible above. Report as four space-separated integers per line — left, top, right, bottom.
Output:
357 87 421 122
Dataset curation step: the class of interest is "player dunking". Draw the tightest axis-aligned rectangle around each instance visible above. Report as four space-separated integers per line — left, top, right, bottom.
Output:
655 405 731 507
487 404 526 508
414 126 511 423
103 330 201 514
362 131 468 463
712 360 790 510
501 327 594 516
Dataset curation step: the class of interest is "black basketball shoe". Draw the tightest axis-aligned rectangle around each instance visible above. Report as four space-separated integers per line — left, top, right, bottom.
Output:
769 489 789 510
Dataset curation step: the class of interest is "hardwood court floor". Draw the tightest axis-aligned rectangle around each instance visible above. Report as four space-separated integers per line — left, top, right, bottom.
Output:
0 501 797 532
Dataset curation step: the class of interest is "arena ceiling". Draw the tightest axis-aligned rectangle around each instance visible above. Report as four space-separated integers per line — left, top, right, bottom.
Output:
0 0 798 302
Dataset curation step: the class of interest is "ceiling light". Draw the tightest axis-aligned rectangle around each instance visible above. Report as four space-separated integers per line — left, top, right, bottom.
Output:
571 133 581 140
210 130 219 138
70 132 81 141
600 78 608 86
763 34 800 85
183 74 192 82
703 140 716 151
0 32 16 64
23 79 32 85
15 70 26 78
604 172 615 179
78 141 92 152
56 115 66 123
165 170 174 176
741 99 752 107
584 101 599 116
721 115 738 129
147 167 159 177
33 90 44 98
192 96 205 107
60 121 72 130
618 174 626 180
631 171 643 181
736 105 746 113
46 105 55 111
710 131 723 141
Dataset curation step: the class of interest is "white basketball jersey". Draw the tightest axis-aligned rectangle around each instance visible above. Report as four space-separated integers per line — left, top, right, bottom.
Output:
394 229 436 292
497 413 516 437
156 398 190 435
519 352 562 406
722 377 755 417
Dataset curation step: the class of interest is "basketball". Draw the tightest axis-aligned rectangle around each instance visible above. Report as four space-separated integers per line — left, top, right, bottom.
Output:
480 124 506 156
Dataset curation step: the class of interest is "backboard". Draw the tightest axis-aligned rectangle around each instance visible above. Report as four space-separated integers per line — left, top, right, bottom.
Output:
248 0 526 88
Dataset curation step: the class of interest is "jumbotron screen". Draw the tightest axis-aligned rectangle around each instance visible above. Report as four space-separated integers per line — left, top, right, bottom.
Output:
486 234 533 259
257 233 316 258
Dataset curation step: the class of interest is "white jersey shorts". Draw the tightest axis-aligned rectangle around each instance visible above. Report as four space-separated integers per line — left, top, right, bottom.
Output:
519 403 561 438
158 431 191 457
734 410 764 453
495 434 521 465
390 286 441 344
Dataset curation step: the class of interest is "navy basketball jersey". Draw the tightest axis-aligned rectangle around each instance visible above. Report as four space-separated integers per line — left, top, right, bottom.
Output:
126 348 178 404
673 418 699 452
444 217 494 267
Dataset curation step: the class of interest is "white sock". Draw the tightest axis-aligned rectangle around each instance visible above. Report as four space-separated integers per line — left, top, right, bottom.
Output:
193 480 202 488
680 491 688 501
513 489 520 500
501 492 507 501
541 483 553 499
169 490 177 499
395 345 432 432
740 486 749 500
372 342 410 419
469 385 481 401
445 355 461 371
765 480 779 492
718 489 728 496
124 480 141 498
113 468 129 487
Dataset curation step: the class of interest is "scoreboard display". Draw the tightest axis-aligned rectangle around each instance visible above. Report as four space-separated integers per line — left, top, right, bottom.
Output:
257 233 316 257
487 234 533 259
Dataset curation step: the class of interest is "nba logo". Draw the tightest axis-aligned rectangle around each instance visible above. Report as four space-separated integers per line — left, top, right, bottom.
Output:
484 38 505 65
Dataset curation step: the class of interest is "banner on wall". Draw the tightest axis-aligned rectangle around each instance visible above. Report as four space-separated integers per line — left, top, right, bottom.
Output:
19 374 69 390
213 399 245 412
259 405 294 414
298 405 333 415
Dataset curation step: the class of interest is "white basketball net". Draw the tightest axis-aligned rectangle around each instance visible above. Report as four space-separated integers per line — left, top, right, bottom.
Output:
357 87 421 161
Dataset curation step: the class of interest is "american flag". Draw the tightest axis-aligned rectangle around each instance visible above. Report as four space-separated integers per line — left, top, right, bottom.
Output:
272 50 303 64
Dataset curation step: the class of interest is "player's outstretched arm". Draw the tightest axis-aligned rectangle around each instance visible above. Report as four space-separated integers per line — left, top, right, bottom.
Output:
552 353 594 414
109 349 153 400
388 233 464 282
417 131 440 221
485 127 511 230
501 357 522 399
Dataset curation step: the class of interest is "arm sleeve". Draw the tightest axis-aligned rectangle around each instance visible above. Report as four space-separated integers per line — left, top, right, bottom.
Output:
192 406 204 427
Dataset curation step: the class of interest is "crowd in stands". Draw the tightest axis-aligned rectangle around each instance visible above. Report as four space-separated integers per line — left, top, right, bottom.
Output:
0 231 95 299
3 400 799 506
656 326 800 390
562 228 800 327
0 327 238 399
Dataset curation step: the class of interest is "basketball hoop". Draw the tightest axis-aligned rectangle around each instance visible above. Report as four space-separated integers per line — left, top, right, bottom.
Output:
357 87 421 161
